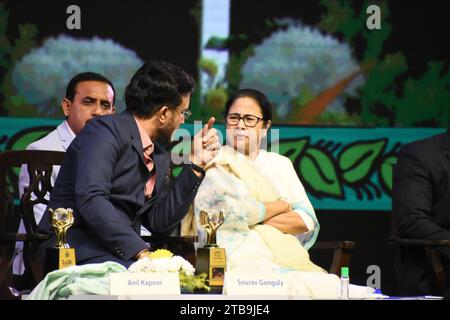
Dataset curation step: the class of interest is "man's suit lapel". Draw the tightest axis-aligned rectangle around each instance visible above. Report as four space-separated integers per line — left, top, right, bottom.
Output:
126 112 147 166
126 111 169 197
134 142 170 219
153 142 170 193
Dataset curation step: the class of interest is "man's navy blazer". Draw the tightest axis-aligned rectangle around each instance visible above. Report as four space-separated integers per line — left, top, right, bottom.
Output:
37 111 203 263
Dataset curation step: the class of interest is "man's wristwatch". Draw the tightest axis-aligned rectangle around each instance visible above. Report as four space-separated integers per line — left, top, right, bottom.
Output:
136 249 152 260
190 163 205 175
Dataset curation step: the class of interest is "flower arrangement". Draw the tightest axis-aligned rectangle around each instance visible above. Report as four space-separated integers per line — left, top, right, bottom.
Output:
128 249 210 293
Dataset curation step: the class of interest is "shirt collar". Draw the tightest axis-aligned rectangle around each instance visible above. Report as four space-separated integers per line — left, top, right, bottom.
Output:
133 116 153 150
64 120 76 139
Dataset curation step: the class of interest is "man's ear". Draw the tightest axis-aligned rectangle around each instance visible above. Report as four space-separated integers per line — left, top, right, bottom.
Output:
111 105 116 113
61 98 71 117
158 106 170 123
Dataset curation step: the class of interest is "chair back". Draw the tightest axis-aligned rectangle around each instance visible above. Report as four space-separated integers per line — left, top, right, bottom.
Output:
0 150 65 297
390 162 449 296
0 150 65 233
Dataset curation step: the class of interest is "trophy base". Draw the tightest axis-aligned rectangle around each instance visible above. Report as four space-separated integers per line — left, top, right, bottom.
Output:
44 247 76 275
196 247 226 287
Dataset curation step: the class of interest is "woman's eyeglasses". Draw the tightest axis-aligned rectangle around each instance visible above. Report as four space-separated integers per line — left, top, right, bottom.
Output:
226 113 263 127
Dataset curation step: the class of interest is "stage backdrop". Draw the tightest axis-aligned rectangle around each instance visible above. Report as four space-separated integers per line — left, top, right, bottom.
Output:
1 0 448 212
0 117 443 211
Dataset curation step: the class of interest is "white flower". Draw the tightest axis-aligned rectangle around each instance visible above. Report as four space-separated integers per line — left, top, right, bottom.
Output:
128 255 195 275
127 257 153 273
172 256 195 276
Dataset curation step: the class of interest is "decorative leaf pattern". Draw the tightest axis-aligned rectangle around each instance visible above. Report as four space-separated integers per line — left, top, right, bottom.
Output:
8 130 51 151
271 137 308 161
378 155 397 193
277 138 395 201
338 139 386 184
2 125 406 209
299 147 343 199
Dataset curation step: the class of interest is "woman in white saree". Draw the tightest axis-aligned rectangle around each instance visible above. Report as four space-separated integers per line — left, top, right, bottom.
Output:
183 89 369 298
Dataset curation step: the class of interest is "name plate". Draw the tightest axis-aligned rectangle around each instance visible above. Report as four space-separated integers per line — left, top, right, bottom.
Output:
224 272 290 295
109 273 180 295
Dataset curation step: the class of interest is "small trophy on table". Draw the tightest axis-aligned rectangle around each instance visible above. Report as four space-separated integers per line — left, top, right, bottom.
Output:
44 208 76 274
195 210 226 288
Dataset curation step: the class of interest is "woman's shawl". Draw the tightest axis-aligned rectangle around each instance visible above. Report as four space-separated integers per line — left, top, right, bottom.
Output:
187 146 324 273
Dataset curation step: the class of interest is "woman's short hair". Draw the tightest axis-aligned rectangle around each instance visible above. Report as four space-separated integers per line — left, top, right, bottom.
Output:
223 88 272 122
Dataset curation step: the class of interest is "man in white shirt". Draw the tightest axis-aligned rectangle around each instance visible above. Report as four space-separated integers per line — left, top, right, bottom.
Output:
14 72 116 275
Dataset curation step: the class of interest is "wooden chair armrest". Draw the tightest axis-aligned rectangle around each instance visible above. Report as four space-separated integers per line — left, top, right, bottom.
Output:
312 240 356 250
310 241 356 275
0 233 50 242
388 237 449 295
388 237 450 246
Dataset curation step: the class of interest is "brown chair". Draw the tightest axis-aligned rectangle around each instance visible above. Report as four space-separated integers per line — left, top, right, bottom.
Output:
0 150 65 299
0 150 201 300
389 162 449 296
388 237 450 296
310 240 356 275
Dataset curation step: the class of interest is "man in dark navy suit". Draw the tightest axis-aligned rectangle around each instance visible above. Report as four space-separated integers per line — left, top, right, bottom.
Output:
37 61 221 267
393 128 450 296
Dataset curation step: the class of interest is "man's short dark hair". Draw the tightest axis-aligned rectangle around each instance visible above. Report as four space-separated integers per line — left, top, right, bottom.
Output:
125 60 196 118
65 72 116 106
223 88 273 122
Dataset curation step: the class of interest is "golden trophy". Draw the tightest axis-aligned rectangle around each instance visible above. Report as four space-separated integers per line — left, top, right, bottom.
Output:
195 210 226 287
44 208 76 274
